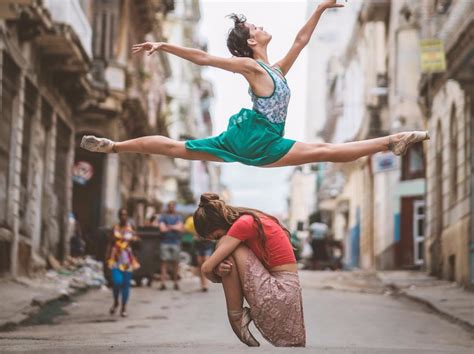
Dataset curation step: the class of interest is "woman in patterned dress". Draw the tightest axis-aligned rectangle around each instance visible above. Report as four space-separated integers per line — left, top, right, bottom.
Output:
107 208 140 317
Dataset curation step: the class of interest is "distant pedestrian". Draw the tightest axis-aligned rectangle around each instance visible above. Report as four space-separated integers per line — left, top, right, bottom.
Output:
194 193 305 347
107 208 140 317
146 203 163 227
185 215 214 292
159 201 184 291
69 213 85 258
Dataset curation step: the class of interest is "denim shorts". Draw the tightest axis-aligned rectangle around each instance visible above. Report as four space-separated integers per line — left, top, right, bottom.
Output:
160 244 181 262
196 247 213 257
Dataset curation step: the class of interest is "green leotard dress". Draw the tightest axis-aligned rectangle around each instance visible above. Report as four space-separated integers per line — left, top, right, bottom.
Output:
185 60 296 166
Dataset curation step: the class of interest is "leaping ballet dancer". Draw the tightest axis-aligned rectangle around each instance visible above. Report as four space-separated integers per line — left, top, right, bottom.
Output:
81 0 429 166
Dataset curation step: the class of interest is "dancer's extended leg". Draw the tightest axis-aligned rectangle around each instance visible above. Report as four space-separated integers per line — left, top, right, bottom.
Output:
81 135 223 162
265 131 429 167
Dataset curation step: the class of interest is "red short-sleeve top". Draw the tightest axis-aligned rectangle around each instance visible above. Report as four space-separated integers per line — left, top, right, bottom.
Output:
227 214 295 268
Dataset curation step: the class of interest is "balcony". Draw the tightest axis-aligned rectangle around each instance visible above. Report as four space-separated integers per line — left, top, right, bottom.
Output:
35 23 90 74
43 0 92 58
360 0 390 23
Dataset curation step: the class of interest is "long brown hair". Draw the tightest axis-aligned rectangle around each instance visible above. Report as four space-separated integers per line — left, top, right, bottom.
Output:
193 193 291 264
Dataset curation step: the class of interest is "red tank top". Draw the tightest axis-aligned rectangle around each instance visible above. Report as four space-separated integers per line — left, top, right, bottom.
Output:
227 214 296 268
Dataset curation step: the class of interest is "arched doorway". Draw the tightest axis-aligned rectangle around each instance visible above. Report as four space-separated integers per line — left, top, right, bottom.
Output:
72 133 105 256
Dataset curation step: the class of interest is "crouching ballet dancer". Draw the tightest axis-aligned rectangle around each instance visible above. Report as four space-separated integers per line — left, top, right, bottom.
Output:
194 193 305 347
81 0 429 166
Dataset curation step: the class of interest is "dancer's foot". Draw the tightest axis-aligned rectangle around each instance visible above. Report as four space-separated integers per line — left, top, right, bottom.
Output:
388 131 430 156
228 307 260 347
80 135 116 153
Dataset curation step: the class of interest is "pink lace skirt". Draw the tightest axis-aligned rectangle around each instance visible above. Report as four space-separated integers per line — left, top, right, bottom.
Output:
243 250 306 347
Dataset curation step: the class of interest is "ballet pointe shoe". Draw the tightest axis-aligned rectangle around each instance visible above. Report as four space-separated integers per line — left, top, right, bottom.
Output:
388 131 430 156
80 135 116 153
228 307 260 347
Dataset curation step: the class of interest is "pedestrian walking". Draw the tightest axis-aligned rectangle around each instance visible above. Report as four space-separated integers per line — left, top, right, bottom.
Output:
193 193 305 347
159 201 184 291
107 208 140 317
184 215 214 292
69 213 85 258
81 0 429 167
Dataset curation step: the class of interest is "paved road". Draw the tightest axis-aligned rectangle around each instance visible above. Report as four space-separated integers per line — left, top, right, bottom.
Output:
0 271 473 353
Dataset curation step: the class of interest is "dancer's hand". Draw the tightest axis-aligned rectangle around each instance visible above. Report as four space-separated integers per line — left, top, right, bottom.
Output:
319 0 345 11
132 42 163 56
214 259 233 277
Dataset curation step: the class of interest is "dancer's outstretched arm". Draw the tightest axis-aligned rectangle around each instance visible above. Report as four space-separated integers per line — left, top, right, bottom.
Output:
275 0 344 75
132 41 259 75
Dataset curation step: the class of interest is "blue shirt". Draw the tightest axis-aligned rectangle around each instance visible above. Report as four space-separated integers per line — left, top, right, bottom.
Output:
159 213 183 245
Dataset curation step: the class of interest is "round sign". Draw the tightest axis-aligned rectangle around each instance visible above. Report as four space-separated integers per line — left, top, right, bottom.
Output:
72 161 94 185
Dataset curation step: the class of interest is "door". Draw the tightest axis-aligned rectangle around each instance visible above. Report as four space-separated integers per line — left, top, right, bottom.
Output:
413 200 425 266
72 135 104 256
399 197 424 268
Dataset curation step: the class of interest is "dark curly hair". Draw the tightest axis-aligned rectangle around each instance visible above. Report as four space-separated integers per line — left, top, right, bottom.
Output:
226 13 253 58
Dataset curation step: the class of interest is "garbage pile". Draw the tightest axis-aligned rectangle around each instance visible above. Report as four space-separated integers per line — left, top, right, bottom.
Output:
45 255 106 293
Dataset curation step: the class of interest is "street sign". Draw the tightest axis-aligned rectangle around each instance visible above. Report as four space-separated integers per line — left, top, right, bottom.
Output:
372 151 399 173
72 161 94 185
420 39 447 73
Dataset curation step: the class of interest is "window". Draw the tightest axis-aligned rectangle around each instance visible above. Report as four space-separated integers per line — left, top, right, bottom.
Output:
401 142 425 180
413 200 425 265
435 0 452 14
92 0 119 61
0 54 20 226
449 105 458 204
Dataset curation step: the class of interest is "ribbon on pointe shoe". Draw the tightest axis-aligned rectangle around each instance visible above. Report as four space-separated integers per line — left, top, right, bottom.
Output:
389 131 429 156
228 307 260 347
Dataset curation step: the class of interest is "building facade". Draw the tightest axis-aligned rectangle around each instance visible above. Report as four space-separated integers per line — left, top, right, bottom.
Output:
0 0 218 278
1 0 95 275
318 0 473 287
420 0 473 287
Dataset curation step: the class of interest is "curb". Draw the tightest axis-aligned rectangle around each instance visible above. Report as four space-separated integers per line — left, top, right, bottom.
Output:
385 283 474 333
0 287 86 332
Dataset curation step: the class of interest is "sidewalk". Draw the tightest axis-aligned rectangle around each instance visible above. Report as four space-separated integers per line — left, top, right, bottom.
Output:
377 271 474 330
0 277 69 331
299 269 386 294
0 256 106 331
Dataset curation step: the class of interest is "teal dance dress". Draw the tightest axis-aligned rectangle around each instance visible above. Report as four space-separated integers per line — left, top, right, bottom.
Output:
185 60 296 166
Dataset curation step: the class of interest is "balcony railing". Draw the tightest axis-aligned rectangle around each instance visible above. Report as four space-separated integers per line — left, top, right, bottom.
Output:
43 0 92 58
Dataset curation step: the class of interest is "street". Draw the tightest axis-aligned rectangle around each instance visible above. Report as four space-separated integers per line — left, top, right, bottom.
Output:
0 271 472 354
